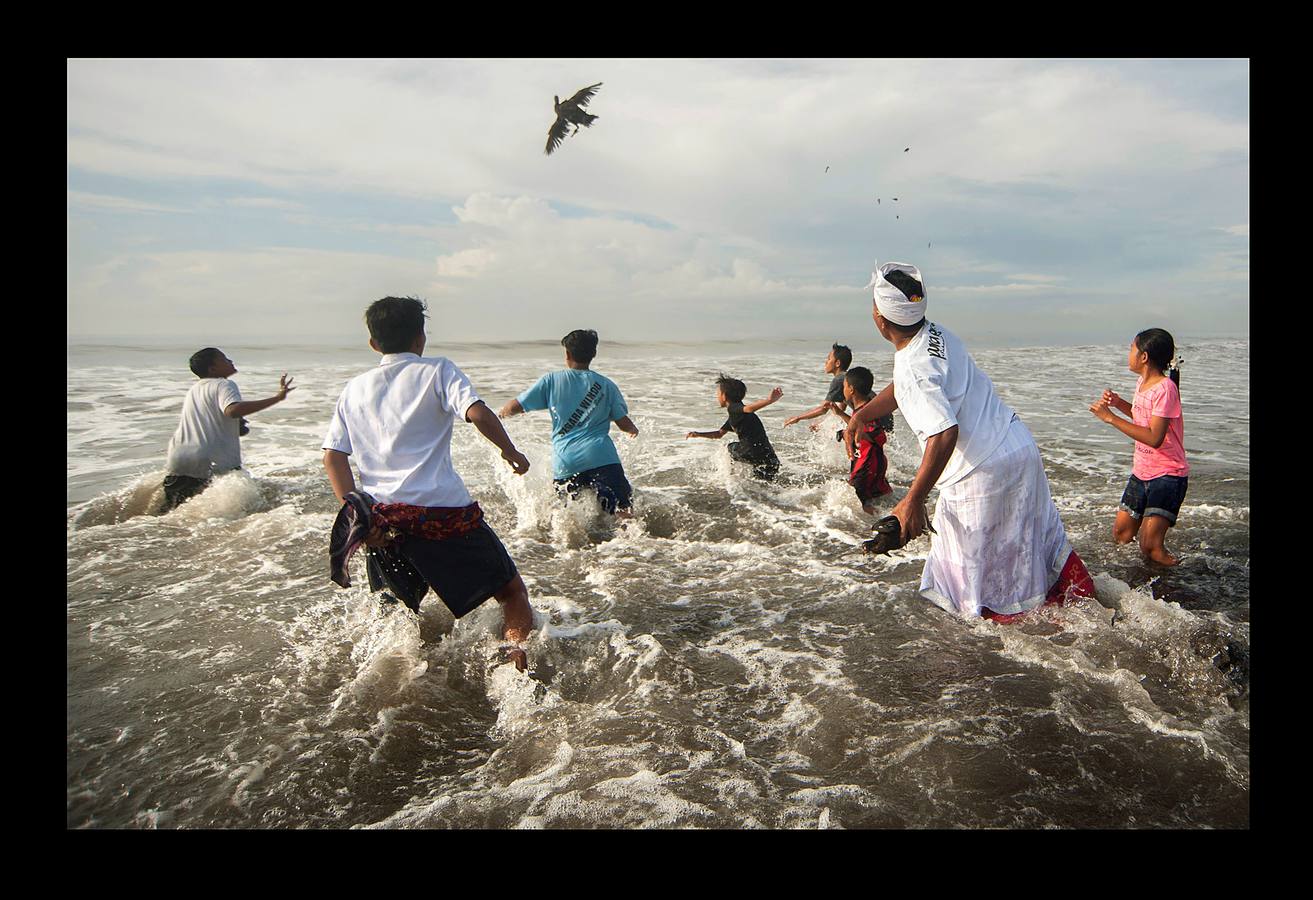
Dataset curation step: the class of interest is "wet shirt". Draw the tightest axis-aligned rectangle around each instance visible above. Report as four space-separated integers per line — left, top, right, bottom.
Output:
165 377 243 479
517 369 628 479
1131 376 1189 480
893 321 1018 488
722 403 776 459
825 373 848 406
323 353 480 507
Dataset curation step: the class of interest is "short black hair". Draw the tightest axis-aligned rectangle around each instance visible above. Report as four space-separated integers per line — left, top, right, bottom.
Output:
189 347 224 378
845 366 874 398
715 373 747 404
366 296 427 353
562 329 599 365
886 317 927 336
831 343 852 370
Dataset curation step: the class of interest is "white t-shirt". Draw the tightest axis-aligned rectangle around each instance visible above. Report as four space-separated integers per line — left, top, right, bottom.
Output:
165 378 244 478
893 321 1019 488
322 353 482 507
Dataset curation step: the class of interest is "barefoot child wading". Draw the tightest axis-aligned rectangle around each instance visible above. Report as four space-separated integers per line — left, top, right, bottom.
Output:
1089 328 1188 566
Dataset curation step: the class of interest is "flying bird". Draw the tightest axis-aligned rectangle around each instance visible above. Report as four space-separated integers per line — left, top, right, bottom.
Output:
825 166 830 173
545 82 603 156
893 197 899 201
904 147 909 152
877 198 880 204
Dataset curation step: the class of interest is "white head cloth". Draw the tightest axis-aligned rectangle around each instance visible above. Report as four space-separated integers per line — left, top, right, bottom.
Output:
866 261 927 325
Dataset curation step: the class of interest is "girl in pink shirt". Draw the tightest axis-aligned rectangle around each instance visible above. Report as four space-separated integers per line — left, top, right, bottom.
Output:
1090 328 1188 566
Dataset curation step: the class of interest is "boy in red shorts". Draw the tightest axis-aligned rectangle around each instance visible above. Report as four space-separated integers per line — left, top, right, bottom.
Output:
842 367 893 514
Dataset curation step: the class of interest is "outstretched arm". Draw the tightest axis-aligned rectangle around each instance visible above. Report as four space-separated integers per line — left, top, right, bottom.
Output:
743 386 784 415
498 398 525 419
323 449 356 505
225 374 295 418
614 415 639 436
783 401 834 427
466 401 530 474
686 428 727 440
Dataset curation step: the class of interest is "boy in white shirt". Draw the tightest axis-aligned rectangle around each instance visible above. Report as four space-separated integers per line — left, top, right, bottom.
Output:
162 348 294 510
322 297 534 667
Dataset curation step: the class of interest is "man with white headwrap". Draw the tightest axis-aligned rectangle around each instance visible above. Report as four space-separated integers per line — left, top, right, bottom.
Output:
846 262 1094 620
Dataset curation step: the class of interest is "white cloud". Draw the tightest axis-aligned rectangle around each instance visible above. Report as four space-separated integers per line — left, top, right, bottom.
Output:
67 191 189 215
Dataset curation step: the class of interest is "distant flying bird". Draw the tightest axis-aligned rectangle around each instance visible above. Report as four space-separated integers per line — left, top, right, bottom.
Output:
877 198 880 204
896 215 900 219
545 82 603 156
904 147 909 152
825 166 829 173
893 197 899 201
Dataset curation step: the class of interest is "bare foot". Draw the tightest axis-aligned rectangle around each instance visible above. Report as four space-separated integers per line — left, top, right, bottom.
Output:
1146 548 1180 566
499 646 528 672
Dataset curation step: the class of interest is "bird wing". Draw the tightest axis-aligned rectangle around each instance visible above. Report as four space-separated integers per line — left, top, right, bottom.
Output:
566 82 603 108
545 114 571 155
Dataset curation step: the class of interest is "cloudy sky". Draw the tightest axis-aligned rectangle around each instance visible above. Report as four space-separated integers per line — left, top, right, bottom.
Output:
67 58 1248 346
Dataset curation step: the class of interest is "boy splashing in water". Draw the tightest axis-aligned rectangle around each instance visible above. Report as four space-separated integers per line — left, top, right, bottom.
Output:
686 375 783 480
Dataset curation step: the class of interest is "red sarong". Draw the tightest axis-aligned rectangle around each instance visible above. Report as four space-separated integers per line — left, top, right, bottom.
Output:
371 501 485 542
981 550 1096 623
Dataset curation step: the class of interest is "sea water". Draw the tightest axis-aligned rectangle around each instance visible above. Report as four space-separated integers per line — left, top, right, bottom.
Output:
66 338 1249 828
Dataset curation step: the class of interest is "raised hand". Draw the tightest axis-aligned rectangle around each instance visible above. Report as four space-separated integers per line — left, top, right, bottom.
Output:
277 373 296 399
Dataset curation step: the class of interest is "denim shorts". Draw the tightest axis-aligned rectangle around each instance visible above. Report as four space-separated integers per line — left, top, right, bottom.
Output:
555 462 634 514
1120 474 1189 526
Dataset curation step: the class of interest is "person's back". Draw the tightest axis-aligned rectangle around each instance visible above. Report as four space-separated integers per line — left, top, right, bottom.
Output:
892 320 1018 487
329 353 478 506
523 367 627 480
502 329 638 515
166 377 242 479
161 347 294 511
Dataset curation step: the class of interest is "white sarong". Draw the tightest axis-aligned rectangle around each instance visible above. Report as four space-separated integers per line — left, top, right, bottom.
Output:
919 417 1072 618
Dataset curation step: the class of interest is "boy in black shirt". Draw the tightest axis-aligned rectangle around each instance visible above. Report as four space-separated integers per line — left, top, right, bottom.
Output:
686 375 783 480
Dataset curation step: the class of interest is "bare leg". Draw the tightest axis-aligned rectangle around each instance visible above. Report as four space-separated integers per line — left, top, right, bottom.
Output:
494 574 534 671
1138 515 1179 566
1113 509 1140 544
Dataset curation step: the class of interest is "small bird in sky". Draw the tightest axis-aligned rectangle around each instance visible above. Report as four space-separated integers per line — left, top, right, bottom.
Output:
893 197 899 201
545 82 603 156
877 198 880 204
896 215 900 220
928 242 931 248
904 147 910 152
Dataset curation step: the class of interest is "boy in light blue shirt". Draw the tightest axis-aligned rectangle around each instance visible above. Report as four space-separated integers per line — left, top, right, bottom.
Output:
499 329 639 515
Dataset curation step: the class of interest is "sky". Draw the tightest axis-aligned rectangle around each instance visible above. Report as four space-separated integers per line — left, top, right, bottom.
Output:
67 58 1249 347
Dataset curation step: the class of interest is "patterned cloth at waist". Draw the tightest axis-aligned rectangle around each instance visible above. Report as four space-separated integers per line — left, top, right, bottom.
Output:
372 501 485 541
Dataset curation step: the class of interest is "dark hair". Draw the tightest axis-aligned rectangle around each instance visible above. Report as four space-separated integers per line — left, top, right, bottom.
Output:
715 373 747 404
883 269 924 300
1135 328 1180 387
366 296 427 353
562 329 599 365
189 347 224 378
831 343 852 370
886 317 927 336
845 366 874 398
